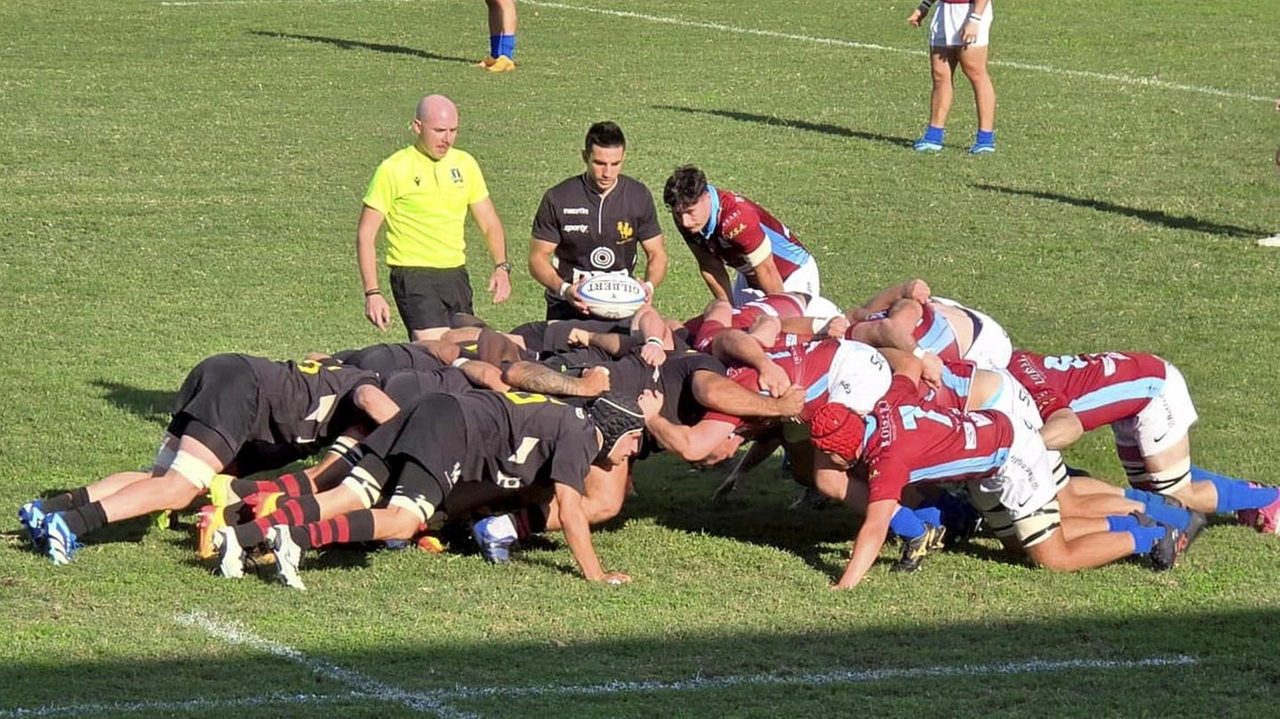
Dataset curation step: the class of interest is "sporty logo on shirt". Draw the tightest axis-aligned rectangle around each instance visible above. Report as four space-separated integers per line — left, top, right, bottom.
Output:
564 224 589 232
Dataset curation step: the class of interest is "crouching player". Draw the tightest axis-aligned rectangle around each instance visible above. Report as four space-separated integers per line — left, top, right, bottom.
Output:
1006 349 1280 531
215 389 650 589
809 355 1201 590
18 354 382 565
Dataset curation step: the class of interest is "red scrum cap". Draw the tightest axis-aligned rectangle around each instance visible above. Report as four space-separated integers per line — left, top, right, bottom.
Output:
810 403 866 461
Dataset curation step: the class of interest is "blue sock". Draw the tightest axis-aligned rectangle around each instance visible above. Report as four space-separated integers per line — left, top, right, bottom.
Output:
914 505 943 527
1125 487 1173 506
489 34 500 58
923 125 945 143
976 129 995 146
1126 523 1165 555
1204 477 1278 513
497 34 516 59
1144 500 1191 531
889 506 927 540
1107 515 1139 532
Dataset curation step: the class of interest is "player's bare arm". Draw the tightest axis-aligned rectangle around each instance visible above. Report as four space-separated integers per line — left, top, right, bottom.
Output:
639 234 668 293
689 241 733 302
1040 407 1085 451
692 372 805 418
503 361 610 397
833 498 898 589
710 329 790 397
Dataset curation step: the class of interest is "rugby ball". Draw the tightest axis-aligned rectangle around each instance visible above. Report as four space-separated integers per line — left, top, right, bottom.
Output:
578 274 647 320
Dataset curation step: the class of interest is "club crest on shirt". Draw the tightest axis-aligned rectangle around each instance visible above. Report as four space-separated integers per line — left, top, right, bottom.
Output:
617 221 634 243
450 168 462 184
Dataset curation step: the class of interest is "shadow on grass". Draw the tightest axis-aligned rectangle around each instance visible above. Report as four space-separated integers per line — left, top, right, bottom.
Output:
652 104 914 149
972 183 1268 238
250 30 475 65
2 608 1277 717
91 380 174 427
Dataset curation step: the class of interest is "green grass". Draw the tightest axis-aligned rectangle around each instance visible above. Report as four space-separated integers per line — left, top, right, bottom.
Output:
2 0 1279 716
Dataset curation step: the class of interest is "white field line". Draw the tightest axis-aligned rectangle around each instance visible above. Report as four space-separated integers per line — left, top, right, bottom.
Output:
162 0 1274 104
0 692 371 719
440 655 1198 700
174 610 473 719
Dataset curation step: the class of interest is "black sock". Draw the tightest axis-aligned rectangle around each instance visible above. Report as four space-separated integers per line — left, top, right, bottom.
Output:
62 501 108 536
42 487 91 513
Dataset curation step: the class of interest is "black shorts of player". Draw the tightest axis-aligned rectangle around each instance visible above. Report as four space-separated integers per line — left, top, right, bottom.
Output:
389 265 474 335
165 354 260 467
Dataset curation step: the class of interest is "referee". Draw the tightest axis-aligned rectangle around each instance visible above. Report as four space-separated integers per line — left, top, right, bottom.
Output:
528 122 666 320
357 94 511 340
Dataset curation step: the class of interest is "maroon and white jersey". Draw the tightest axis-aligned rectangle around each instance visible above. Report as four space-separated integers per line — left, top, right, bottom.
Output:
1006 350 1168 431
678 186 812 279
690 293 808 353
703 339 890 429
858 377 1016 504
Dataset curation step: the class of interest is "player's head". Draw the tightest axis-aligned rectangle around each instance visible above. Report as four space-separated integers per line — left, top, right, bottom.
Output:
413 94 459 160
809 403 866 468
663 165 712 233
582 122 627 192
587 392 646 467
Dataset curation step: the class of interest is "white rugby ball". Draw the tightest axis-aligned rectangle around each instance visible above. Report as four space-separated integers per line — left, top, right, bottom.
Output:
578 274 646 320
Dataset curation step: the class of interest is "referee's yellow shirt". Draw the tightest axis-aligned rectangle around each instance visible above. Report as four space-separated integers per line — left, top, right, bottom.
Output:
362 145 490 269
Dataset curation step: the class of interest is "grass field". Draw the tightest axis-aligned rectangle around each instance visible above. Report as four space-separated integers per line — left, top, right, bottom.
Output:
2 0 1279 716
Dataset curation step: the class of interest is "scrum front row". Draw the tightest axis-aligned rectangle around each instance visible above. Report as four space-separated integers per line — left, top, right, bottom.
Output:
17 281 1280 589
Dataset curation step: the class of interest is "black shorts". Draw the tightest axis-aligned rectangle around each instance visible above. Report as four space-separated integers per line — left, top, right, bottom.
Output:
389 266 474 334
166 354 260 466
545 294 588 322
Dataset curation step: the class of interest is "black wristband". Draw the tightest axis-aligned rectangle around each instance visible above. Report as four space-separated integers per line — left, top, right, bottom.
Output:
364 288 381 297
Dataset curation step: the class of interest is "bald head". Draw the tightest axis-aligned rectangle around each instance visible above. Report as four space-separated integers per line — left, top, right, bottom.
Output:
416 94 457 124
412 94 459 160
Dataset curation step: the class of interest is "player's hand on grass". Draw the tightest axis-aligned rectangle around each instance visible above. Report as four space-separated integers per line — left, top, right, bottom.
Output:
597 571 632 585
904 278 931 303
365 293 391 331
488 268 512 304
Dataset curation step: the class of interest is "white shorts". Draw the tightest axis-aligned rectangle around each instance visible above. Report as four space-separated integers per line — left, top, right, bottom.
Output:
825 340 893 414
733 255 821 307
971 413 1057 522
1111 361 1198 457
930 1 992 48
931 297 1012 369
977 370 1066 482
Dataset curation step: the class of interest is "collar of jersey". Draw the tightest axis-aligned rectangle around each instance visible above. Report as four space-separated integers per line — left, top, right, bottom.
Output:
862 414 877 453
700 184 721 239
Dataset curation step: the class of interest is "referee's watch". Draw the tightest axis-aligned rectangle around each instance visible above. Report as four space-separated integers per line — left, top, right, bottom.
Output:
494 261 512 273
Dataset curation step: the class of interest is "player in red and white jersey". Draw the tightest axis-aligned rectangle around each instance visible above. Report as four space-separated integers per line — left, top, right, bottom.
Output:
664 166 820 307
1007 349 1280 529
687 293 808 353
808 355 1197 589
844 279 1012 384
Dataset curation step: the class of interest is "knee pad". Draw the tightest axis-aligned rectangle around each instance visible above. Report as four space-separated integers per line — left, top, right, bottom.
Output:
327 436 364 469
389 494 437 525
170 450 217 490
151 434 179 474
340 465 383 510
1011 500 1061 548
1132 457 1192 495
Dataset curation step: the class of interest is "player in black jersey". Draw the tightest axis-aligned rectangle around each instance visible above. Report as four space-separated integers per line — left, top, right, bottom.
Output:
23 354 386 565
215 389 651 588
529 122 667 320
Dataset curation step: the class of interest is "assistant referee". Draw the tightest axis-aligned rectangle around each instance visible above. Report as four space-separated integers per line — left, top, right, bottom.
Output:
357 94 511 340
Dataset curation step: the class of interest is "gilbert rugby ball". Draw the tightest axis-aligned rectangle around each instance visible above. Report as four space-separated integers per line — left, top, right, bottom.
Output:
578 274 647 320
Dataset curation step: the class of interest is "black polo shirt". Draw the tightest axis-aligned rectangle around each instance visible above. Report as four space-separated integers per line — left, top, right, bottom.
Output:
532 174 662 317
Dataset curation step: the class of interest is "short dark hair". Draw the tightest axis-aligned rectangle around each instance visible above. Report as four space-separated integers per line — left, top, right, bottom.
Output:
585 122 626 152
663 165 707 209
